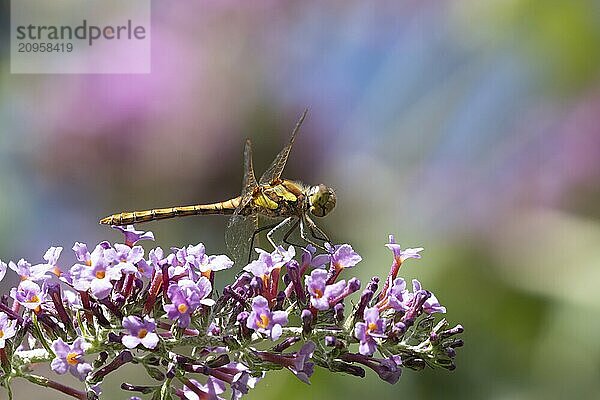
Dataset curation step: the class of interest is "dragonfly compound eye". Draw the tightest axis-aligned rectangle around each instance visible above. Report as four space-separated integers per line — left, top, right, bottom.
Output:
309 184 336 217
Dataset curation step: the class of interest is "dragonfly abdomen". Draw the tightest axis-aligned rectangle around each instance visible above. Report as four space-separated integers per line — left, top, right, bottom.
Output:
99 197 242 226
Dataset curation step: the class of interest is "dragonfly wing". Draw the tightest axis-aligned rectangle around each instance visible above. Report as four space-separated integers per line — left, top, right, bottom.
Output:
226 212 258 266
226 139 259 265
241 139 258 198
259 108 308 185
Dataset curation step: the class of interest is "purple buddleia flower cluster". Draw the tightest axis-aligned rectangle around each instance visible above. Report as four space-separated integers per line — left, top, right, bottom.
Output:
0 227 463 400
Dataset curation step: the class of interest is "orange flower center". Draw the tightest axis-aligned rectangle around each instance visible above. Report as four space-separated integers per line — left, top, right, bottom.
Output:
178 304 189 314
137 328 148 339
0 330 4 339
85 260 92 267
28 295 39 304
368 322 377 332
95 270 106 279
313 289 323 298
257 314 270 329
66 352 79 366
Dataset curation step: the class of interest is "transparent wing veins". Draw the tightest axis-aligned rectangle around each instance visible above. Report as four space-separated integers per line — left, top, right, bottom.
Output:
259 108 308 185
226 139 259 264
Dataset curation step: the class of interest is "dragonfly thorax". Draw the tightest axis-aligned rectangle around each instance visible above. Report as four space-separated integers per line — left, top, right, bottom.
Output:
307 184 336 217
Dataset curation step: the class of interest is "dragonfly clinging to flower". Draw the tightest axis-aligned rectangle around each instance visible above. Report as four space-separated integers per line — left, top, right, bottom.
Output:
99 109 336 263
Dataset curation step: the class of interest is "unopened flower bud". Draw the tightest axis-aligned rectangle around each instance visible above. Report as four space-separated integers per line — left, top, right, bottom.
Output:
347 278 361 293
237 311 251 339
440 324 464 340
121 383 155 394
272 336 300 352
301 309 313 334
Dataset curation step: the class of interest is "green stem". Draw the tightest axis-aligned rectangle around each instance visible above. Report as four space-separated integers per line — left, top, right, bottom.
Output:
160 377 173 400
31 314 54 355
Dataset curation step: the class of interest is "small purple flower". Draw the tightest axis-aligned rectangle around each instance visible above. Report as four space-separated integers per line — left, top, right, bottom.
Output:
246 296 288 340
8 258 48 282
174 243 234 277
204 362 262 400
70 244 105 284
251 246 295 272
113 225 155 247
173 243 205 266
225 363 263 399
254 342 316 384
376 355 403 384
354 307 387 356
166 245 200 280
385 235 423 265
50 337 92 381
133 258 154 279
412 280 446 314
200 254 234 274
304 245 329 269
206 322 220 336
326 243 362 271
121 316 159 349
72 242 91 264
164 278 214 328
71 241 109 265
305 269 346 310
243 247 294 299
289 341 316 384
105 243 144 273
383 278 411 312
149 247 168 269
308 244 331 268
378 235 425 302
167 263 190 281
11 280 45 310
243 259 271 279
0 312 17 348
70 244 129 299
341 352 403 384
32 246 64 278
170 244 203 279
183 377 226 400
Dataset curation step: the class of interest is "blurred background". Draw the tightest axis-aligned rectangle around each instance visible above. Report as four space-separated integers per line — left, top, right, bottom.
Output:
1 0 600 399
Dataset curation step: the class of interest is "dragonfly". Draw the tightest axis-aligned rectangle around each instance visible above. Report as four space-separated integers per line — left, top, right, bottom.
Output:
99 109 336 263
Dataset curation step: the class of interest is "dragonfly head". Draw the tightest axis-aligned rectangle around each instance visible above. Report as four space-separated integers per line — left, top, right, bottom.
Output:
308 184 336 217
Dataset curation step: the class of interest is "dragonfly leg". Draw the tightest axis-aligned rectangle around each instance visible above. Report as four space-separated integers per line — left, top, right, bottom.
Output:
267 217 295 250
304 215 330 243
248 222 280 263
299 217 326 250
282 219 303 248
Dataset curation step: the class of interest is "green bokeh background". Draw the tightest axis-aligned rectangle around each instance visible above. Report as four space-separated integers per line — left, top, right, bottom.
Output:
1 1 600 399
